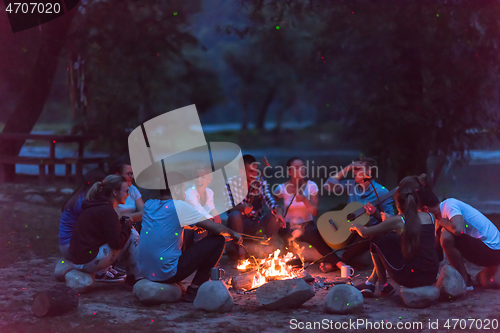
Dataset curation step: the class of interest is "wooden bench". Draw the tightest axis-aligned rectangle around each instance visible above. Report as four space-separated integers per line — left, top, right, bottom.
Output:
0 155 110 185
0 134 109 185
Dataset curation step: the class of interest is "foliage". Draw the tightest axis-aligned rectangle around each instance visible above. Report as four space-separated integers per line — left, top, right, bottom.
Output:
224 0 500 185
70 0 224 155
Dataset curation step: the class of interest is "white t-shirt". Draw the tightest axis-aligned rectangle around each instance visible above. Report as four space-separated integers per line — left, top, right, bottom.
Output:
275 180 319 224
118 184 142 214
440 198 500 250
184 187 215 220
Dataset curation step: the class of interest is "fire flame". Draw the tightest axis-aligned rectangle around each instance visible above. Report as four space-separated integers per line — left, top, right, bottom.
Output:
237 249 302 289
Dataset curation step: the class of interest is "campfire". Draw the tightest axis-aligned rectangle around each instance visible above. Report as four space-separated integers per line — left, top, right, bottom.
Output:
234 249 303 290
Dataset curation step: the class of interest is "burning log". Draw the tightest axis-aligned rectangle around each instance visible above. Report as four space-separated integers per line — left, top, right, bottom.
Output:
231 271 258 291
32 285 78 317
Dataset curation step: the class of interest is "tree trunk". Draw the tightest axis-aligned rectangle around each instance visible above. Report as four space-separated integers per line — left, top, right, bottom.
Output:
32 285 79 317
231 271 258 290
0 12 75 180
255 87 277 130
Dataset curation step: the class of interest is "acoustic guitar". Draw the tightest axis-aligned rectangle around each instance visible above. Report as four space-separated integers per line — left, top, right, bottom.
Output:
317 187 398 249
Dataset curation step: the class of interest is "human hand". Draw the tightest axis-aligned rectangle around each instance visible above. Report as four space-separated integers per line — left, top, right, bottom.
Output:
364 203 376 216
349 223 364 236
243 204 253 215
232 232 243 246
295 192 305 202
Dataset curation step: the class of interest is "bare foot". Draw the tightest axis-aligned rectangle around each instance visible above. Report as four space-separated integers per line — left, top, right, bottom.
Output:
320 263 335 273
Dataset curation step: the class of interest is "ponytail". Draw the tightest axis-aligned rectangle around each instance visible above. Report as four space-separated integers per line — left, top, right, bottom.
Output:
395 187 421 260
86 175 126 201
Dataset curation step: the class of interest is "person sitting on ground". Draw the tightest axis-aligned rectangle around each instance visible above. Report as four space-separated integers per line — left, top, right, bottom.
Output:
417 189 500 291
59 168 106 260
138 171 242 302
224 154 283 264
350 186 439 297
68 175 142 288
184 164 222 247
275 157 337 268
109 157 144 228
322 157 395 273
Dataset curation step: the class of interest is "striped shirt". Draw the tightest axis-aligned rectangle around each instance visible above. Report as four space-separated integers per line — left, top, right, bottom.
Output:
224 176 278 220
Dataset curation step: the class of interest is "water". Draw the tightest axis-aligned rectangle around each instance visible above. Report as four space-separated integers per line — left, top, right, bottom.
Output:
13 138 500 214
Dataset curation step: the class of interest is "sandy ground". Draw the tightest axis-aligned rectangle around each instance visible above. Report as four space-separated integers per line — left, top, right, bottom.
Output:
1 183 500 332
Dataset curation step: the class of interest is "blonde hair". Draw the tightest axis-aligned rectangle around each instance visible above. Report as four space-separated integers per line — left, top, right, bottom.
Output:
86 175 126 201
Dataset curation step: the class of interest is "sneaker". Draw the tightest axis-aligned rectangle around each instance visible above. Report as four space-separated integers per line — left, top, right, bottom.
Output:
182 286 199 303
466 274 474 291
355 282 375 297
95 267 126 282
380 283 396 296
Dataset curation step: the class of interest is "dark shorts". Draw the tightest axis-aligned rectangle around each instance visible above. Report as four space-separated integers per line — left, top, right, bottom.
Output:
455 233 500 267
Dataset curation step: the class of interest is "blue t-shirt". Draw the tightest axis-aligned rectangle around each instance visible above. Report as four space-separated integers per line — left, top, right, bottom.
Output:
325 178 395 225
58 194 84 245
138 199 205 281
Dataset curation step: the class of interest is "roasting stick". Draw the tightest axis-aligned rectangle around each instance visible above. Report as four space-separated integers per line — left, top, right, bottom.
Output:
303 240 371 270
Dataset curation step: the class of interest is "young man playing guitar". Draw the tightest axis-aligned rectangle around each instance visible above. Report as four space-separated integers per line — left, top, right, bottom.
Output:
322 157 395 273
224 154 283 265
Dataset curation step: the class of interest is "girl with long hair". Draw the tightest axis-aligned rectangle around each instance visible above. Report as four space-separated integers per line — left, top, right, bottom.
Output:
69 175 142 287
275 157 338 269
350 185 439 296
59 168 106 259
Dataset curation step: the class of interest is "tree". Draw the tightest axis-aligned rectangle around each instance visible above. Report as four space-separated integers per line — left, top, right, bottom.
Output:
0 10 75 180
70 0 224 155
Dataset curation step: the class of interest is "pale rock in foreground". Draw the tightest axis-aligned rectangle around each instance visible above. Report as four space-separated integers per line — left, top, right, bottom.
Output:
324 284 363 314
65 270 94 293
194 280 234 312
256 278 315 310
53 259 75 282
436 265 466 299
400 286 440 308
133 279 182 305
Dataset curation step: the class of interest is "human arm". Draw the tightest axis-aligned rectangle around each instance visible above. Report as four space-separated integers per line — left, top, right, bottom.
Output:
349 215 404 238
196 219 242 245
262 179 279 215
125 198 144 222
103 209 132 250
437 215 465 236
323 162 360 193
295 182 319 216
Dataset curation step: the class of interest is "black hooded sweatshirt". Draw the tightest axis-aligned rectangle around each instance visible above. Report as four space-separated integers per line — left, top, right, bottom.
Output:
69 198 131 264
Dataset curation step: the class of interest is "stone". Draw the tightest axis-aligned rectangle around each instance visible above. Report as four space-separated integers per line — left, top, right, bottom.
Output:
194 280 234 312
400 286 440 308
60 188 74 195
133 279 182 305
436 264 466 300
54 259 75 282
65 270 94 293
24 194 46 204
256 278 315 310
476 265 500 289
324 284 364 314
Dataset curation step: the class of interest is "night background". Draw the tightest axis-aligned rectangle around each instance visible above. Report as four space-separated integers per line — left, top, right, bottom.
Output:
1 1 500 330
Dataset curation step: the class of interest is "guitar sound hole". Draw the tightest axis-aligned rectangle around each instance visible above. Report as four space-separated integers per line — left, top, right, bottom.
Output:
346 213 356 221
